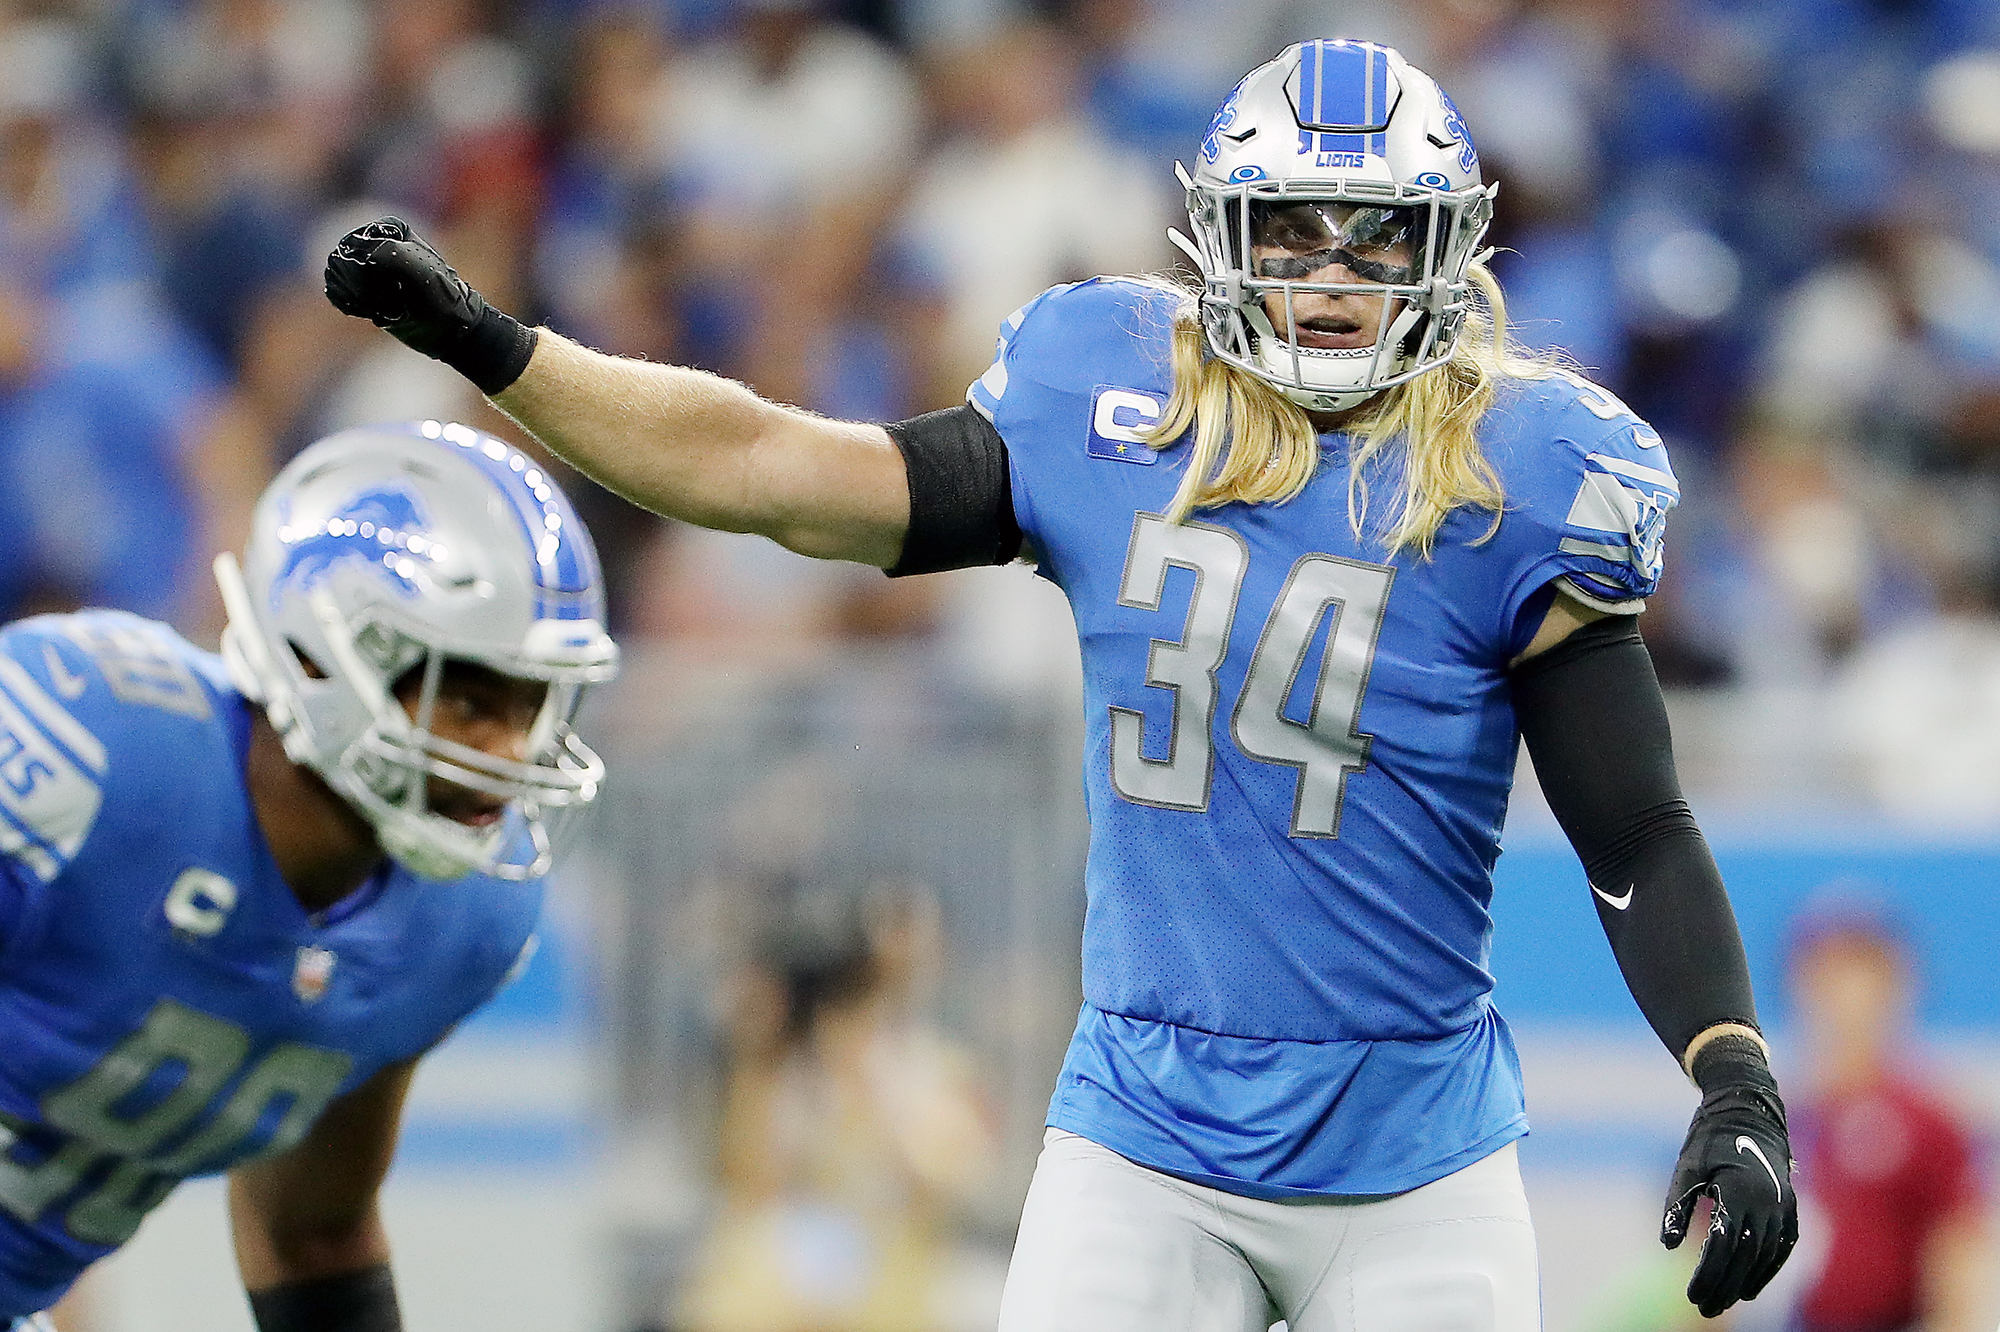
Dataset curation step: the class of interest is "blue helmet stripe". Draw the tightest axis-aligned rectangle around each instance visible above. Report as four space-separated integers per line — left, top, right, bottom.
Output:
1300 40 1394 134
1366 42 1384 157
416 423 606 622
1299 39 1320 126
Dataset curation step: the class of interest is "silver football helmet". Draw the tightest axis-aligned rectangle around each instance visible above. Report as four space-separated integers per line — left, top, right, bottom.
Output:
1172 39 1497 411
215 420 619 881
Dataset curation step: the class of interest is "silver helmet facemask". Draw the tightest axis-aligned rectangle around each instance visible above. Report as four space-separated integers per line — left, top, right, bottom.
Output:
216 420 619 882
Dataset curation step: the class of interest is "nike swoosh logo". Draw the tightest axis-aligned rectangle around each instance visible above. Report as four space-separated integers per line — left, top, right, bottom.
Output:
1737 1135 1784 1199
43 644 87 700
1591 881 1635 911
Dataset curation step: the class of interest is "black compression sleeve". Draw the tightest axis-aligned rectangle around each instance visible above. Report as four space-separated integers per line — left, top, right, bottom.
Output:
1510 613 1760 1061
248 1264 402 1332
883 404 1022 577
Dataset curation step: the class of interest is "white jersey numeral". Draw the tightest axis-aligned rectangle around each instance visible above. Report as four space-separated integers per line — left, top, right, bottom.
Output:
1110 514 1394 838
1109 516 1247 811
1231 553 1395 837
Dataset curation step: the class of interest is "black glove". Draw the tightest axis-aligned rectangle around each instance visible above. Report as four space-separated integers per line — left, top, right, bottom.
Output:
1661 1036 1799 1318
324 216 538 395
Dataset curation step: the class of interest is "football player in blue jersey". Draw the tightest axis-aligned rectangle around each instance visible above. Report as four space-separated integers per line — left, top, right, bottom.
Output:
326 38 1795 1327
0 421 617 1331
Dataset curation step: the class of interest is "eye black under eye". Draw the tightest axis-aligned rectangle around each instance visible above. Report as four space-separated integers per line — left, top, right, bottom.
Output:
1258 256 1318 280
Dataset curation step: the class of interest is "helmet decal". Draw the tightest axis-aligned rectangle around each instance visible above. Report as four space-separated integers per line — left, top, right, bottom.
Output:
1438 90 1477 173
275 485 439 607
1293 39 1395 163
1200 89 1242 165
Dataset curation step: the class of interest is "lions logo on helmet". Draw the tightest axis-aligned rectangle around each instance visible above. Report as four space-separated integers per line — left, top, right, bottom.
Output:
1169 39 1498 411
215 421 619 882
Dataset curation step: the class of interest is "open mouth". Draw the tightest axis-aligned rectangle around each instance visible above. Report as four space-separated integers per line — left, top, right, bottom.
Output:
1292 317 1369 350
428 785 509 828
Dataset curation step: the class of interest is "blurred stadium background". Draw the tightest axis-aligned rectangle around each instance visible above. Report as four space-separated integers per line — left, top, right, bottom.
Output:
5 0 2000 1327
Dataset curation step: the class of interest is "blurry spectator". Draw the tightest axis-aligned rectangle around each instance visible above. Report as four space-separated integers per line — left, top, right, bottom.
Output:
676 882 998 1332
1781 892 1996 1332
0 15 154 295
1827 551 2000 825
897 19 1169 401
0 265 230 625
1755 216 2000 476
1729 420 1917 680
658 0 920 409
538 9 682 355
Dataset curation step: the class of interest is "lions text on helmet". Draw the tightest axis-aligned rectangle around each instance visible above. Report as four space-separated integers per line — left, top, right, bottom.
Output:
1171 39 1494 413
214 420 619 881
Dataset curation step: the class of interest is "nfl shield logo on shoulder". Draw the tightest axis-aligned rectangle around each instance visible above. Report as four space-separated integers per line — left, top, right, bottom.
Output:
293 945 337 1003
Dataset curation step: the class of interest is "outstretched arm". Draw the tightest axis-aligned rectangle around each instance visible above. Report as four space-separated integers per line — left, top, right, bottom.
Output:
492 333 910 566
1511 598 1798 1320
325 218 911 567
228 1058 418 1332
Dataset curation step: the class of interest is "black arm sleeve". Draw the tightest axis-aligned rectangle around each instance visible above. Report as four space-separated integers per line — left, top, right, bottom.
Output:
248 1263 402 1332
883 404 1023 577
1510 613 1760 1061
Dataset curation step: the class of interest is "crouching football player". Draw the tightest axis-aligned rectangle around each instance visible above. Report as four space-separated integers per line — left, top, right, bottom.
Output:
0 421 618 1331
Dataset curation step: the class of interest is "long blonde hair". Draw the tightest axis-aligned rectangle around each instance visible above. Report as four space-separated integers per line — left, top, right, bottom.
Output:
1143 263 1564 556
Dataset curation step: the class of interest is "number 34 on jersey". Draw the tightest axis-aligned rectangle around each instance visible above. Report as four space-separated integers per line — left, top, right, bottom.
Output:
1110 511 1393 840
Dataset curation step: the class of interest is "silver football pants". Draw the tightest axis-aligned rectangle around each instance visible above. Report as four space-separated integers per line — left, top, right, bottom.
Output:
998 1130 1541 1332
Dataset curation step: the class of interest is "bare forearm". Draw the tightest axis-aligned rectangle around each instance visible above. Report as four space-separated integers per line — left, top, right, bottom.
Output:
230 1180 391 1289
493 331 908 564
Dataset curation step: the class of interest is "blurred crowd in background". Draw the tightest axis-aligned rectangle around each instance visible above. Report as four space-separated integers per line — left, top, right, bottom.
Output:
9 1 2000 1329
6 0 2000 695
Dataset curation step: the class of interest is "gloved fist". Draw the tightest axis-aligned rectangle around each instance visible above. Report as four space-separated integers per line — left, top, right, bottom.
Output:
1661 1041 1799 1318
324 216 537 394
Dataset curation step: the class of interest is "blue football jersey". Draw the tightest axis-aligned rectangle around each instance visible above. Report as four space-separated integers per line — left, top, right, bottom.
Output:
0 611 542 1317
972 279 1679 1196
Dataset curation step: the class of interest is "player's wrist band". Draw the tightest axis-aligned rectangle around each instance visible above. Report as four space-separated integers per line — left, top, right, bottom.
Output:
441 306 539 397
248 1262 402 1332
1685 1024 1774 1091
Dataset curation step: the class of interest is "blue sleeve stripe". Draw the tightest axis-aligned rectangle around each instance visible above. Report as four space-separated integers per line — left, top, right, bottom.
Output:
0 655 106 775
1562 568 1647 602
1585 451 1678 495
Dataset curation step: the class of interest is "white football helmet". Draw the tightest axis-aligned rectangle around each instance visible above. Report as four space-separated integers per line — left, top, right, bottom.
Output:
1172 39 1497 411
215 420 619 881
